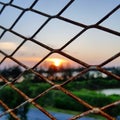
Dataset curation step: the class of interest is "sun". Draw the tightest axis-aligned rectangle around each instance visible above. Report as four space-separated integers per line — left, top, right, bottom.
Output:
47 58 65 67
53 58 62 67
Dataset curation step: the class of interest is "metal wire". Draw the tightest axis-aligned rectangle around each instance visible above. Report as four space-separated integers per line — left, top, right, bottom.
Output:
0 0 120 120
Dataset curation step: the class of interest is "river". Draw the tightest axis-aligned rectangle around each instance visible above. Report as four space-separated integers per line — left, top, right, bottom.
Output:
99 88 120 95
0 108 96 120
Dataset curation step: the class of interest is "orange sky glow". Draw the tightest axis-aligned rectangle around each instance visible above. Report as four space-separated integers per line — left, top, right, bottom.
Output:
1 55 119 70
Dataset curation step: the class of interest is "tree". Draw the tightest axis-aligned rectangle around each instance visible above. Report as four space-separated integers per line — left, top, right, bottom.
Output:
0 86 29 120
47 64 58 80
1 66 22 80
112 67 120 76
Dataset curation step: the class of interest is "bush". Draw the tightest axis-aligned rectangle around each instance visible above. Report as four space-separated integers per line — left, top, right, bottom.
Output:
53 89 120 117
65 79 120 90
0 86 29 120
54 91 87 111
105 95 120 116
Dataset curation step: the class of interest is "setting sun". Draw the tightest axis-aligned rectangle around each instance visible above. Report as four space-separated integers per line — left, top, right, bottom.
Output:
53 59 62 67
47 58 65 67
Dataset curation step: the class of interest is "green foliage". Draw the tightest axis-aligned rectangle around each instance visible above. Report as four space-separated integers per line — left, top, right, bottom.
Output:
1 66 22 79
53 90 120 117
105 95 120 116
54 91 87 111
0 86 29 120
0 80 120 119
65 78 120 90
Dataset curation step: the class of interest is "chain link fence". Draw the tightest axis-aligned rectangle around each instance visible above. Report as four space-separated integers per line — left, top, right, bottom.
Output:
0 0 120 120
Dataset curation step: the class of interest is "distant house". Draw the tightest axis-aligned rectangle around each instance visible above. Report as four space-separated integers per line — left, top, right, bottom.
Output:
0 78 3 82
16 76 24 83
0 76 24 83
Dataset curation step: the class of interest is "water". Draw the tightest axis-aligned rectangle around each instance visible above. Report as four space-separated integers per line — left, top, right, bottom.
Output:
99 88 120 95
0 108 96 120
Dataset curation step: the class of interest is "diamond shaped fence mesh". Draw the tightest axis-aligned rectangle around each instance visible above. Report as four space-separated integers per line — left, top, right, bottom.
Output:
0 0 120 120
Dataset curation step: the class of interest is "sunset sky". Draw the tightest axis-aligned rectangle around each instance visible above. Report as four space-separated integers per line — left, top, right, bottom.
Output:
0 0 120 69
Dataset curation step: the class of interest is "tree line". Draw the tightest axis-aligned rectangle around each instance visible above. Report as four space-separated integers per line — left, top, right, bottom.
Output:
0 65 120 82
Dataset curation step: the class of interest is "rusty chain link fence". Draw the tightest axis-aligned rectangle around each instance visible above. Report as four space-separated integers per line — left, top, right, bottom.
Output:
0 0 120 120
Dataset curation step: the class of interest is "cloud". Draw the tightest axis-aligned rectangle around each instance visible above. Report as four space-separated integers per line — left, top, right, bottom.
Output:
0 42 17 50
